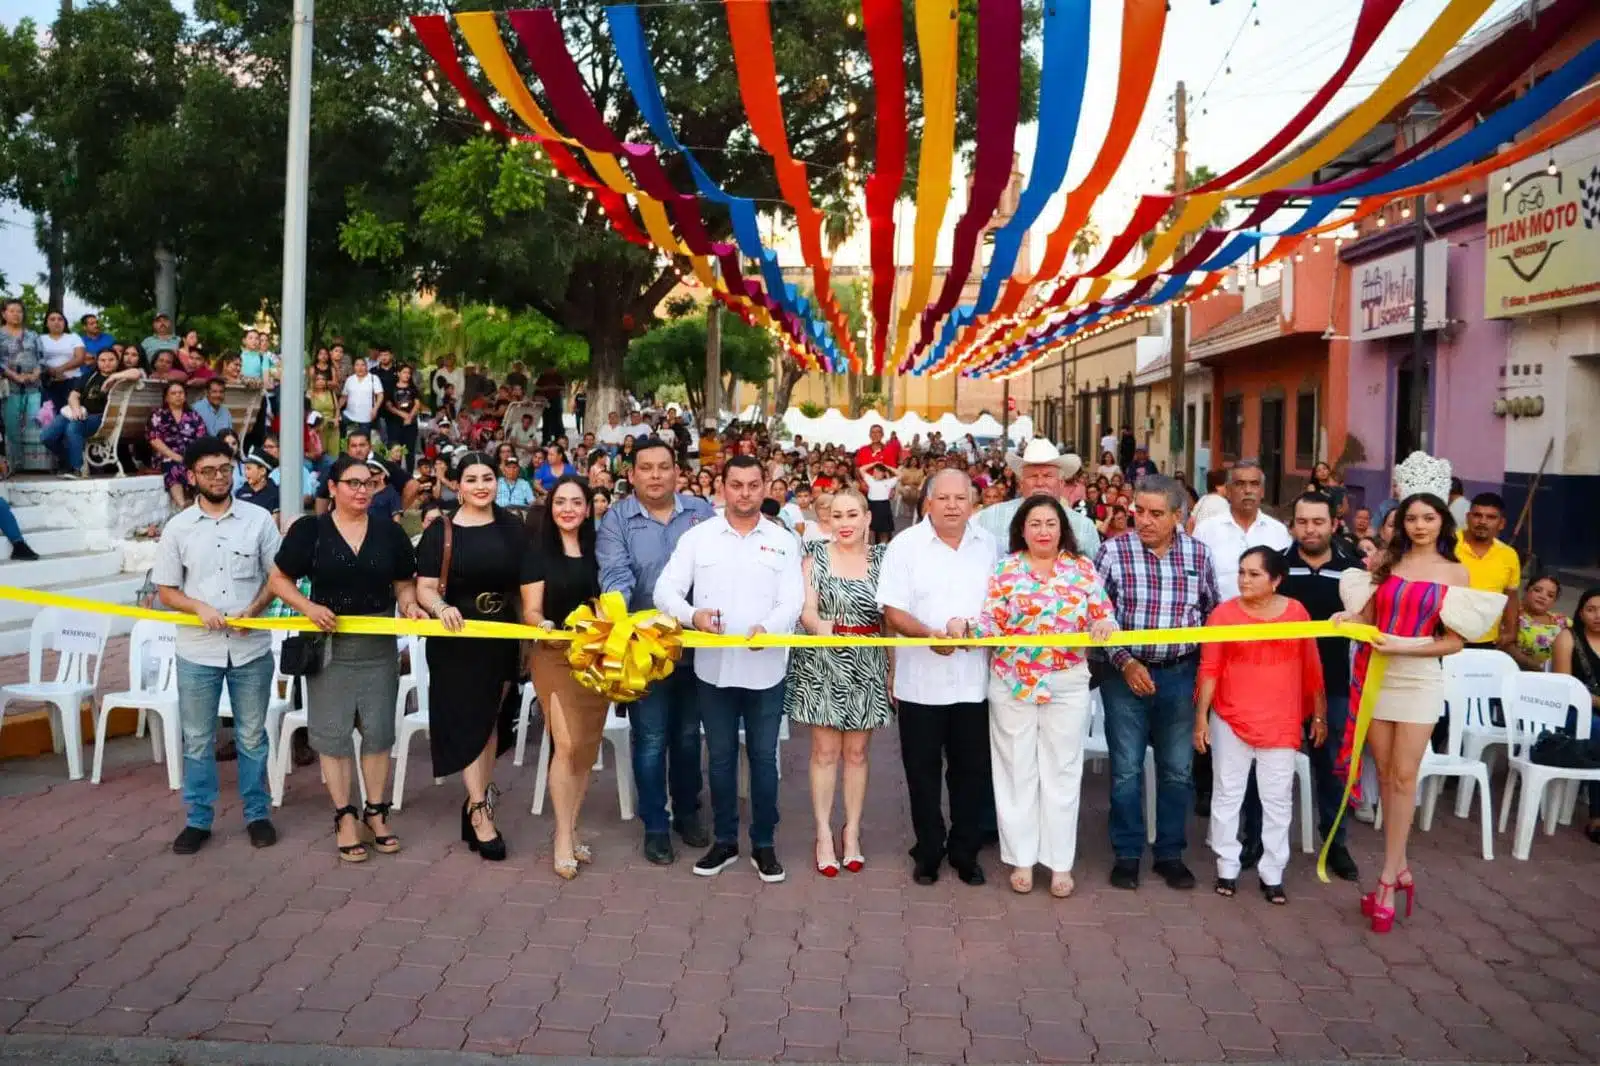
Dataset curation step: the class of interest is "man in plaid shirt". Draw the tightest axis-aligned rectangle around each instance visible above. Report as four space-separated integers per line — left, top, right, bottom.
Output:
1094 475 1220 892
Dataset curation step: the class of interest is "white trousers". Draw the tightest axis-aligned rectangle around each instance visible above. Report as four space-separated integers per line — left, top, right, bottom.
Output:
988 666 1089 873
1207 715 1296 885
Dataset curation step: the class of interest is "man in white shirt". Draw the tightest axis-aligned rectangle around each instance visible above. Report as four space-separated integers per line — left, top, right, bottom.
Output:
597 410 628 453
339 356 384 436
1189 458 1291 841
655 454 804 883
877 469 999 887
623 410 652 440
1191 460 1291 601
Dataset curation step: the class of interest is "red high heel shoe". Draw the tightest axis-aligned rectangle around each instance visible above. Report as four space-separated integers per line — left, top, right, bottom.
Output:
1365 878 1397 933
841 830 864 873
1395 868 1415 918
815 840 839 878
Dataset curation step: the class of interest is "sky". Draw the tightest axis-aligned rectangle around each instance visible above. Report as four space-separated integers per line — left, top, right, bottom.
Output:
0 0 1534 323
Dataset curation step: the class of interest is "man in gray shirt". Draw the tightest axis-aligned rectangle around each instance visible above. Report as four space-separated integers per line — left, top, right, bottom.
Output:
153 436 282 855
596 436 713 865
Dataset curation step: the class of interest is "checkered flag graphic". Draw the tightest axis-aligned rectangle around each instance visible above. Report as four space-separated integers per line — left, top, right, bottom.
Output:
1581 165 1600 230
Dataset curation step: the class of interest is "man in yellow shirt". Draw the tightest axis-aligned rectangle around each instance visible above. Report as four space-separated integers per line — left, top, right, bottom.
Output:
1454 492 1521 650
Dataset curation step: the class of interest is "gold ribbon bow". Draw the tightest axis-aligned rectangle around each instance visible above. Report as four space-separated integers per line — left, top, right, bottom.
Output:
563 591 683 703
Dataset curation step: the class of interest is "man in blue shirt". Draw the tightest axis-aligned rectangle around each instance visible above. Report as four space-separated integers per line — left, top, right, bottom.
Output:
192 378 234 436
596 436 713 865
78 314 116 358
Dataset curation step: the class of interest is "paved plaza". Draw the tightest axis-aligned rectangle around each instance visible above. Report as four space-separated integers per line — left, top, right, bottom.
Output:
0 643 1597 1064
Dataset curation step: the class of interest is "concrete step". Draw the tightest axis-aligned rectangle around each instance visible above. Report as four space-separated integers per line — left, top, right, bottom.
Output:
0 574 142 657
5 505 59 534
0 549 124 591
0 527 88 559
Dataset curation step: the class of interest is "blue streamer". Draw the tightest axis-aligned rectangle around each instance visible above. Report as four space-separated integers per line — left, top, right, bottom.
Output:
915 0 1092 375
605 4 842 371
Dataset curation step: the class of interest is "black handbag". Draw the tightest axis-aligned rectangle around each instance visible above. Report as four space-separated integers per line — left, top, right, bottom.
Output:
280 515 331 676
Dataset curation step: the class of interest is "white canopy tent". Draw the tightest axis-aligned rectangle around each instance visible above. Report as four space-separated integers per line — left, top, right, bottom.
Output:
756 407 1036 452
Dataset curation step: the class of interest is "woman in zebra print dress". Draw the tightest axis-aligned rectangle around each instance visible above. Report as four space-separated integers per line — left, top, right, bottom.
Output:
786 488 893 877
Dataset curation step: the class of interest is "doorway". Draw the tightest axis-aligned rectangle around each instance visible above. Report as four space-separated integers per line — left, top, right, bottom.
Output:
1260 396 1286 505
1394 350 1433 459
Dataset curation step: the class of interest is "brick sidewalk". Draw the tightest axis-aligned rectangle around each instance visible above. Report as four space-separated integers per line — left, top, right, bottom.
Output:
0 679 1597 1063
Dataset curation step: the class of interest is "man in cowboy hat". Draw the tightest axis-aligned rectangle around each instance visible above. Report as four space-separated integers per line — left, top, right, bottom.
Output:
971 439 1100 557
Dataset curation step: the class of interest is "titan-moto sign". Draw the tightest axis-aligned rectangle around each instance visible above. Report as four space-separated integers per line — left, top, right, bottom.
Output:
1349 240 1448 342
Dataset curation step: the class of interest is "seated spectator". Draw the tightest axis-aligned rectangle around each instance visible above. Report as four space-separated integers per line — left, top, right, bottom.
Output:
40 348 142 477
496 454 535 508
1511 574 1568 672
365 460 403 523
191 377 233 436
235 452 281 516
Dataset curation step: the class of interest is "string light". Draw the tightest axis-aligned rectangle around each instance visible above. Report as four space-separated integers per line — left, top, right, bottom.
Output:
482 120 492 131
1376 216 1387 228
847 101 858 115
1399 204 1411 219
1546 156 1558 176
1461 191 1471 204
1436 201 1446 213
457 95 466 108
846 10 857 27
845 130 856 144
1502 176 1513 192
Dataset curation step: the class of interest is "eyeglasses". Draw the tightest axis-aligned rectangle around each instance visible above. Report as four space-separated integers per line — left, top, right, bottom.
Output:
194 464 233 479
337 478 375 492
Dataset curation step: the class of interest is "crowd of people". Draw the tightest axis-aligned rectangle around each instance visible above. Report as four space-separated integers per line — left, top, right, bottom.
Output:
136 330 1599 915
12 304 1591 899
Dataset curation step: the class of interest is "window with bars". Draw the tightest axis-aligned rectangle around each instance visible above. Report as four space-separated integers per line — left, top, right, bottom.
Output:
1295 390 1318 468
1221 394 1244 460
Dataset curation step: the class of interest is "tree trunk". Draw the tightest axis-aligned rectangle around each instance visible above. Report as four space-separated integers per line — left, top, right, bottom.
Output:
586 326 628 424
154 245 178 320
773 360 804 427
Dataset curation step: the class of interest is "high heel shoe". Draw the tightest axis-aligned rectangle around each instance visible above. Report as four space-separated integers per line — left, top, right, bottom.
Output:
334 805 369 863
1364 878 1396 933
841 829 864 873
815 838 839 878
1395 868 1415 918
463 798 507 861
361 801 401 854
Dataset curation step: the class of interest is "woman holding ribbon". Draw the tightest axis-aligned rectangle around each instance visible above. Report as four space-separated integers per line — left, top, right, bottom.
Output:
964 494 1116 898
1194 547 1325 904
415 451 539 862
1332 453 1504 932
523 474 608 878
787 487 891 876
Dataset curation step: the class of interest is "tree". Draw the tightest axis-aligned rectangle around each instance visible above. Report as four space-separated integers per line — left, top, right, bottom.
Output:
1071 219 1101 266
1139 166 1232 253
627 311 777 417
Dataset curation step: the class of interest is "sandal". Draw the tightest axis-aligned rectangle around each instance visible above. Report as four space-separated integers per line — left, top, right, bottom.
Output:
1260 882 1287 905
1214 877 1237 897
573 842 593 865
333 805 368 863
1009 867 1034 894
554 856 579 880
1050 872 1075 899
362 801 401 854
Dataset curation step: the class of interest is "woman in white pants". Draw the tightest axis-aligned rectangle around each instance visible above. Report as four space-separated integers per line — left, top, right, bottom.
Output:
1193 547 1327 904
959 494 1116 897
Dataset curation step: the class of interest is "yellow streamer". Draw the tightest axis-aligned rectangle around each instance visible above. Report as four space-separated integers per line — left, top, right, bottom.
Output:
1316 653 1388 883
889 0 960 370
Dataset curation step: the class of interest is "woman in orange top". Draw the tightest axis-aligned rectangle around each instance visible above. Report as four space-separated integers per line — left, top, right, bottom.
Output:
1194 547 1327 905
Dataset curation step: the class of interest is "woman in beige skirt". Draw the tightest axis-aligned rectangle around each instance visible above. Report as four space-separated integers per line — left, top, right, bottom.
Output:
523 475 609 878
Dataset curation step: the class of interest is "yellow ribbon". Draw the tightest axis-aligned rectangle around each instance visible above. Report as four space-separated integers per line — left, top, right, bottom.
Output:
1315 653 1388 884
3 584 1390 793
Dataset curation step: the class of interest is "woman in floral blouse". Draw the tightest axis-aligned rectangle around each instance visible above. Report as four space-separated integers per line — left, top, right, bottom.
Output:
963 494 1116 898
1511 573 1568 672
147 380 208 508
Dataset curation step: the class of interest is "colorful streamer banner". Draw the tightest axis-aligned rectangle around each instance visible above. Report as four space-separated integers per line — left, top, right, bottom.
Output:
604 3 843 372
905 0 1024 366
861 0 907 375
723 0 861 371
890 0 962 372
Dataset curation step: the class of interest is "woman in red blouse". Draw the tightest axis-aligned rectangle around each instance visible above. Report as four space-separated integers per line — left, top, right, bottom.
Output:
1194 547 1327 904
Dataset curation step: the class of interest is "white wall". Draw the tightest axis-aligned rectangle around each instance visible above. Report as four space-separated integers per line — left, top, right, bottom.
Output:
1501 305 1600 476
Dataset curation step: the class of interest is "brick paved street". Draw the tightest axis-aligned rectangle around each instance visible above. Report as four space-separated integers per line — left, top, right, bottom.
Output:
0 649 1597 1063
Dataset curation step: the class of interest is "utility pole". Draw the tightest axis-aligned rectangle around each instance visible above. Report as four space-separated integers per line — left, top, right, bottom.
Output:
1166 80 1190 482
277 0 314 524
703 259 722 430
1408 192 1427 454
46 0 72 314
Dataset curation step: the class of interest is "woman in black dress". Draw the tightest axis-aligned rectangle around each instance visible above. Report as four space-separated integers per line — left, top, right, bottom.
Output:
269 455 427 862
523 475 606 879
414 451 539 862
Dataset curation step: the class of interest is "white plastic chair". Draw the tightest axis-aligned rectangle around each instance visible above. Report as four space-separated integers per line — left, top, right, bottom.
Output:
1446 649 1519 819
700 716 789 800
1413 669 1495 860
513 681 538 767
91 621 180 789
533 702 636 820
1083 690 1108 769
0 609 112 781
268 663 366 809
219 630 297 772
1496 672 1598 860
391 636 441 810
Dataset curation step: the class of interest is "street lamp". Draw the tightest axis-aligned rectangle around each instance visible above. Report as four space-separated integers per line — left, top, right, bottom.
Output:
1400 97 1442 455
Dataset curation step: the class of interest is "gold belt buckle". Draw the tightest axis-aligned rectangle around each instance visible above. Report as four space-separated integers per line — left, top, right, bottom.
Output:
474 592 505 615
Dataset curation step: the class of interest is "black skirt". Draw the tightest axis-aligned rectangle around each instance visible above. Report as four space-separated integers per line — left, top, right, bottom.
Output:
868 498 894 534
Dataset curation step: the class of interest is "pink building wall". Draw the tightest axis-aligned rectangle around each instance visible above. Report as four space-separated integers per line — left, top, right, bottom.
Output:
1343 217 1509 506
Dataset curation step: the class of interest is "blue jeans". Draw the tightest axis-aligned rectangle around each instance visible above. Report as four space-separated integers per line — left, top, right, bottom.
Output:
1102 658 1198 861
39 413 101 471
698 679 784 849
176 653 274 830
628 662 704 836
2 388 40 467
1309 692 1352 845
0 499 20 544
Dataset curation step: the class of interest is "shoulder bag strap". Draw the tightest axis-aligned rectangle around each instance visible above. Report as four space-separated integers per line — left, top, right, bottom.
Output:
440 518 454 600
